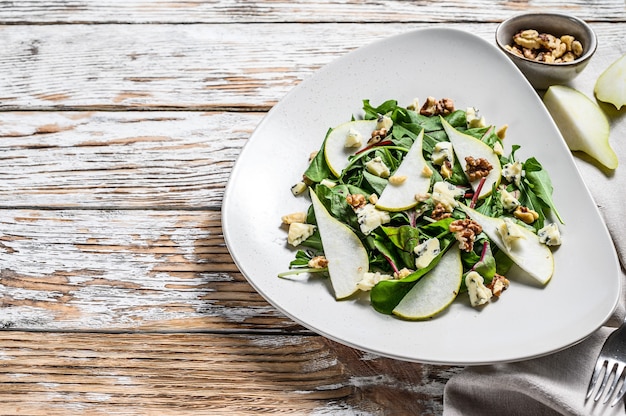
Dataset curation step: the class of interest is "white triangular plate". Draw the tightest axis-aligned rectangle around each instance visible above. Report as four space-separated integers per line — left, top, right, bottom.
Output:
223 28 620 365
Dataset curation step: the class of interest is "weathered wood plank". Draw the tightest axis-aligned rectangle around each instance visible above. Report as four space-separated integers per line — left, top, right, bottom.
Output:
0 331 461 415
0 0 623 24
0 23 623 110
0 111 255 208
0 209 303 331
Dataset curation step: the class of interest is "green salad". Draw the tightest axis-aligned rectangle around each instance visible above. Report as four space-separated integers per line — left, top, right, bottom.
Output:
279 97 563 320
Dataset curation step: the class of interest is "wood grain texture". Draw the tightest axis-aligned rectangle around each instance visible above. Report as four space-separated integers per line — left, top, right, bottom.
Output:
0 0 624 23
0 208 307 331
0 111 255 208
0 23 624 110
0 331 461 415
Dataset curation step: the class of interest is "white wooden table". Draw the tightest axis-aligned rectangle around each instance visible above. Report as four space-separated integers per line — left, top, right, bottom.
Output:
1 2 624 414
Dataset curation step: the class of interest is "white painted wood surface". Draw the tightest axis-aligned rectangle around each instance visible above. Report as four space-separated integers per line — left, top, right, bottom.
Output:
0 1 624 414
0 23 624 110
0 0 624 23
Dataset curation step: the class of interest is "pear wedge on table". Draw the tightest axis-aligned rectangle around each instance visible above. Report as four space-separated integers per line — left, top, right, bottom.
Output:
392 248 463 320
324 119 378 177
460 205 554 285
310 190 368 299
441 117 501 199
543 85 618 170
594 53 626 110
376 129 430 211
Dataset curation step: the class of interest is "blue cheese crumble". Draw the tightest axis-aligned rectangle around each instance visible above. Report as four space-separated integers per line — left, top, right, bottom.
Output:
538 223 562 246
356 204 391 235
414 238 440 269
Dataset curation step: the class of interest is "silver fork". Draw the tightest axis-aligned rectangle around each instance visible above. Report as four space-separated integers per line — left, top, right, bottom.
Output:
586 322 626 407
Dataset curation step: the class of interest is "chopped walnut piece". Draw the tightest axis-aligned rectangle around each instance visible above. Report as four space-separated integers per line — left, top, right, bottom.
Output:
414 192 431 203
440 160 453 180
420 96 455 116
562 52 576 62
281 212 307 225
431 203 452 221
308 256 329 269
465 156 493 182
496 124 508 140
420 96 438 116
560 35 575 51
389 175 408 186
437 98 455 116
513 205 539 224
394 268 413 279
449 219 483 252
505 44 524 57
523 47 537 60
367 128 388 145
346 193 367 210
487 274 510 297
514 29 542 49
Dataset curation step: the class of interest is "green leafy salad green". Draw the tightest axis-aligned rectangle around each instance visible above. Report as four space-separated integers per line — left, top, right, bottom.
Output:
279 97 563 320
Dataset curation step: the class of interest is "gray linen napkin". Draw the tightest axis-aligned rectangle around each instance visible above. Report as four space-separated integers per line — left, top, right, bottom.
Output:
443 46 626 416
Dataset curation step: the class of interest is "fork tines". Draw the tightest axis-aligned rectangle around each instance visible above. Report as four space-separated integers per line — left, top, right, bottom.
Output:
586 357 626 407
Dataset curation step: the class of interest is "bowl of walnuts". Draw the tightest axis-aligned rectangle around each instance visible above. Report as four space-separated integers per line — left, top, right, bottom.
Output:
495 12 597 89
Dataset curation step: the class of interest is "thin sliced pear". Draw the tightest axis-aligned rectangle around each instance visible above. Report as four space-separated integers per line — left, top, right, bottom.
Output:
392 248 462 320
324 119 378 177
594 53 626 110
310 190 368 299
376 129 430 211
459 205 554 285
441 117 501 198
543 85 618 170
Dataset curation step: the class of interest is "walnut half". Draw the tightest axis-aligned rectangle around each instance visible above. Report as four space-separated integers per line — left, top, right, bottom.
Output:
465 156 493 182
449 219 483 252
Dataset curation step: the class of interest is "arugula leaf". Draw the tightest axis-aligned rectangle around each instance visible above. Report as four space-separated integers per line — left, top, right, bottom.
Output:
422 217 455 238
362 170 388 196
500 144 520 166
445 110 467 128
299 229 323 251
392 123 419 142
363 99 398 119
304 128 333 182
289 250 314 268
523 157 564 224
475 184 503 217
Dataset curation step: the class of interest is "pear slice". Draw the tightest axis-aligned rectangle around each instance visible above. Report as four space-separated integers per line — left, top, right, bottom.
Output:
441 117 501 199
459 205 554 285
324 119 378 177
376 129 430 211
543 85 618 170
310 190 368 299
392 248 462 320
594 53 626 110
